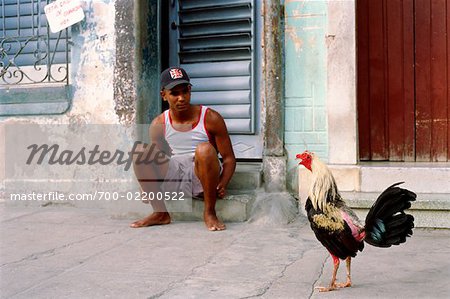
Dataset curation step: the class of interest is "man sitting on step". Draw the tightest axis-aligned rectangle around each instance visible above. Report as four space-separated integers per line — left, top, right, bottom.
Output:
130 67 236 231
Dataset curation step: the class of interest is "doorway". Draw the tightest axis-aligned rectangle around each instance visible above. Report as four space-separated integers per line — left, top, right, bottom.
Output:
357 0 450 162
160 0 263 159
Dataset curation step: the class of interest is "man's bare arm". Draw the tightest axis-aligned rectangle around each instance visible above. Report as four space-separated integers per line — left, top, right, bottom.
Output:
149 114 171 156
205 109 236 197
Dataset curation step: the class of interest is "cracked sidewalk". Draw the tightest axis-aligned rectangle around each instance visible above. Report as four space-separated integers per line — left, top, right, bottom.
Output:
1 203 449 299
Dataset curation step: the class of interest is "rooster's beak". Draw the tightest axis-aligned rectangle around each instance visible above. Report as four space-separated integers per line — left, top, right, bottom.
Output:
295 154 303 165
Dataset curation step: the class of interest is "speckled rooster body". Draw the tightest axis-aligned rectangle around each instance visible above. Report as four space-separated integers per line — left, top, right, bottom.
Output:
297 151 416 292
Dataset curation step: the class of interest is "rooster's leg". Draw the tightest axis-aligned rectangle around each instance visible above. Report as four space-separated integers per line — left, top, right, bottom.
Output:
315 254 340 292
336 257 352 288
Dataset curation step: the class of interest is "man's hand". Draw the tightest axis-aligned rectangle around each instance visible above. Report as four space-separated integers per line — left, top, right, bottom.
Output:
216 183 226 199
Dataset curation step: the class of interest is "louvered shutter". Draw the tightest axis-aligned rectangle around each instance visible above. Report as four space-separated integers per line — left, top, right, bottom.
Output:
169 0 255 134
1 0 70 68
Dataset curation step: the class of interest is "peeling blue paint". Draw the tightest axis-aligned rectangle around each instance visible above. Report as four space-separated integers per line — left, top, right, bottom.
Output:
284 1 328 173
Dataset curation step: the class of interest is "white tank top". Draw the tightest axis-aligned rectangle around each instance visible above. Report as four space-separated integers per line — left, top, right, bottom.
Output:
164 106 211 156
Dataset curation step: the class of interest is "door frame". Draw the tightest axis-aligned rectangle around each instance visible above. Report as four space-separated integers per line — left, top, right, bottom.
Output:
326 0 358 165
162 0 264 159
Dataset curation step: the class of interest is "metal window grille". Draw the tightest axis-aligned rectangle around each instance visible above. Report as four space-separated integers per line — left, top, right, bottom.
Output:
0 0 71 86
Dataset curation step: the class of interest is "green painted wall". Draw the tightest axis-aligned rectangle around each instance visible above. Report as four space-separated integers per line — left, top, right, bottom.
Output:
284 1 328 181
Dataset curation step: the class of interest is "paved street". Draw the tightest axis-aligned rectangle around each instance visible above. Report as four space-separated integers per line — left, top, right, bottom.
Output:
1 203 449 299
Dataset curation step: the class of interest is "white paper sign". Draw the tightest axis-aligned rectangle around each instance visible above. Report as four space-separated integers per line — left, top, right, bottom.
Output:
44 0 85 33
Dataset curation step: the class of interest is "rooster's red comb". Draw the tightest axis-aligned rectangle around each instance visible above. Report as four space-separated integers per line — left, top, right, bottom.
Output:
296 150 312 160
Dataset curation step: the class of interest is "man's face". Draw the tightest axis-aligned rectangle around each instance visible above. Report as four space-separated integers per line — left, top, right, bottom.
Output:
161 84 191 112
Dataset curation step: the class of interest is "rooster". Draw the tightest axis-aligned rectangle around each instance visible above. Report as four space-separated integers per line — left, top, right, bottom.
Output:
296 151 416 292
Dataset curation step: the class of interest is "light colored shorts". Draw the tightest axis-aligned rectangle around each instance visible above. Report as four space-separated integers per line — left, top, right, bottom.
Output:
161 153 222 198
161 154 200 198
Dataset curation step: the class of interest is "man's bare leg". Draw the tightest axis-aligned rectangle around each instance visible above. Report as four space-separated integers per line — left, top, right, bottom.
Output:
130 143 171 228
130 212 171 228
195 143 225 231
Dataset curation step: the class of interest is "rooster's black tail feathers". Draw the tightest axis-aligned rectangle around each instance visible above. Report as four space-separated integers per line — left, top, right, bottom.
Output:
364 182 416 248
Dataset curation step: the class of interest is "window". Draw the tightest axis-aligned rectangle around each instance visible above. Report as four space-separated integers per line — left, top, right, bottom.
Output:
0 0 72 116
169 0 257 134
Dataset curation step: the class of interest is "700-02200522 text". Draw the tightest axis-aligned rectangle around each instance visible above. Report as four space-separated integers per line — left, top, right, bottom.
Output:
89 191 185 201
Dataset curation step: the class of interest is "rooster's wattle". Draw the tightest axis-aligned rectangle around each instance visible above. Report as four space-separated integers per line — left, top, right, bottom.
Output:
296 151 416 292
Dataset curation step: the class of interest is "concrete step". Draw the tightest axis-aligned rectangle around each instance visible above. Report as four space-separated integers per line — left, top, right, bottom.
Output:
227 162 262 191
170 162 262 222
358 163 450 193
341 192 450 228
170 192 255 222
2 162 262 223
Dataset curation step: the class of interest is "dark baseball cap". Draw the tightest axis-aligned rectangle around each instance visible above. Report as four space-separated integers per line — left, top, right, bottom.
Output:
160 67 191 90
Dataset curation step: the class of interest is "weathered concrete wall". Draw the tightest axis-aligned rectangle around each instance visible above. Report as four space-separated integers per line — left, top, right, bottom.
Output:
327 0 357 165
263 0 284 157
69 0 119 124
0 0 122 124
135 0 160 140
114 0 137 125
262 0 287 192
284 0 328 191
0 0 143 207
